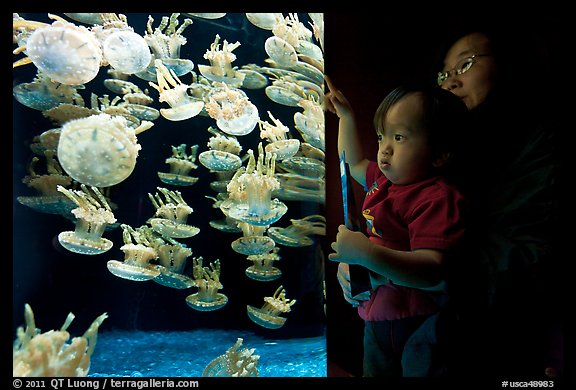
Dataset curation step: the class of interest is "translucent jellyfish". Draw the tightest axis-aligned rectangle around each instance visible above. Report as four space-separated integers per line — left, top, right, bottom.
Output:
202 338 259 377
185 257 228 311
238 65 269 89
103 78 142 95
13 72 84 111
206 193 242 234
157 144 200 186
294 96 325 151
149 59 204 121
17 130 77 217
219 144 287 227
147 187 200 239
13 303 107 377
136 13 194 82
258 111 300 161
152 235 194 289
102 29 152 75
106 224 161 281
57 113 152 188
103 78 160 121
308 13 324 51
198 34 245 87
231 222 275 256
289 60 324 87
198 126 243 172
271 13 313 48
245 247 282 282
18 15 103 85
295 39 324 63
246 285 296 329
63 13 105 25
205 83 260 136
42 103 99 127
264 36 297 69
185 13 227 20
245 13 283 30
277 155 325 178
56 184 116 255
267 214 326 247
273 172 325 204
265 77 309 107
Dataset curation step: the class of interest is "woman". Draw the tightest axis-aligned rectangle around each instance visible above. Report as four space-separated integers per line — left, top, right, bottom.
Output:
434 26 563 378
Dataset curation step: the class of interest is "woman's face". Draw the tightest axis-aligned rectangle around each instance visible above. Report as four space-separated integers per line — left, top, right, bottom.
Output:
439 32 498 110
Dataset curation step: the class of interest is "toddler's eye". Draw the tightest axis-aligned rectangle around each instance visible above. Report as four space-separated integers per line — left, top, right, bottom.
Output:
394 134 405 142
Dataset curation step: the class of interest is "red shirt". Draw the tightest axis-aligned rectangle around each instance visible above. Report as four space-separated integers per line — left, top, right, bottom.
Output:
358 161 466 321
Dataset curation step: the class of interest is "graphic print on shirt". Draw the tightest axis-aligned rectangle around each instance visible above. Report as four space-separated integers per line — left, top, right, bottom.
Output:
362 208 382 237
363 180 382 237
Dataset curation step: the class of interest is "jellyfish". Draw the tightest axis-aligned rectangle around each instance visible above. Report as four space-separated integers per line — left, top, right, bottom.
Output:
153 240 194 289
17 130 76 217
238 65 269 90
277 155 325 178
264 36 298 69
245 247 282 282
149 59 204 121
205 194 242 234
103 78 160 121
13 72 84 112
219 143 287 227
135 13 194 82
258 111 300 161
56 184 116 255
198 34 245 87
308 13 324 52
245 13 283 30
147 187 200 239
204 83 260 136
198 126 243 172
185 257 228 311
265 76 311 107
106 224 161 281
13 303 107 377
56 113 152 188
273 172 326 204
14 14 103 85
102 29 152 75
271 13 313 48
157 144 200 186
202 338 259 377
185 13 227 20
246 285 296 329
231 222 275 256
294 96 325 151
267 214 326 247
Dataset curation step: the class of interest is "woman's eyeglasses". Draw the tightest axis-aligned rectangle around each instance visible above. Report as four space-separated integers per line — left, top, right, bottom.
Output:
437 54 491 86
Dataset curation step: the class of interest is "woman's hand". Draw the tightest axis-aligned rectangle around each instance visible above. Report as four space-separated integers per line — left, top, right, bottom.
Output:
337 262 370 306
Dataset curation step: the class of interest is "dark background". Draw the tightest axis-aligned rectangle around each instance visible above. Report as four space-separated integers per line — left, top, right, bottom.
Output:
12 13 326 345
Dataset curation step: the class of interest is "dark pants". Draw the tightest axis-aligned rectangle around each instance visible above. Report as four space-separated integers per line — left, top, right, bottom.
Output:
363 314 435 377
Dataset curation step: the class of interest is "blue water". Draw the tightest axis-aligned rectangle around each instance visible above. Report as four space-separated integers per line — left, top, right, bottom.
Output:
89 328 326 377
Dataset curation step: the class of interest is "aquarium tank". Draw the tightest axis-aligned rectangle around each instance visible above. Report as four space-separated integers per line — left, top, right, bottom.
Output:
13 12 326 378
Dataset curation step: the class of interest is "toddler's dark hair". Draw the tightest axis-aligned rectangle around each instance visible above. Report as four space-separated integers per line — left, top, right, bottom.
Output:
373 83 470 160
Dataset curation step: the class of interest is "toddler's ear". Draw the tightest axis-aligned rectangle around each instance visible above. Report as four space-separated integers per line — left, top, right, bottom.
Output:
432 151 452 168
